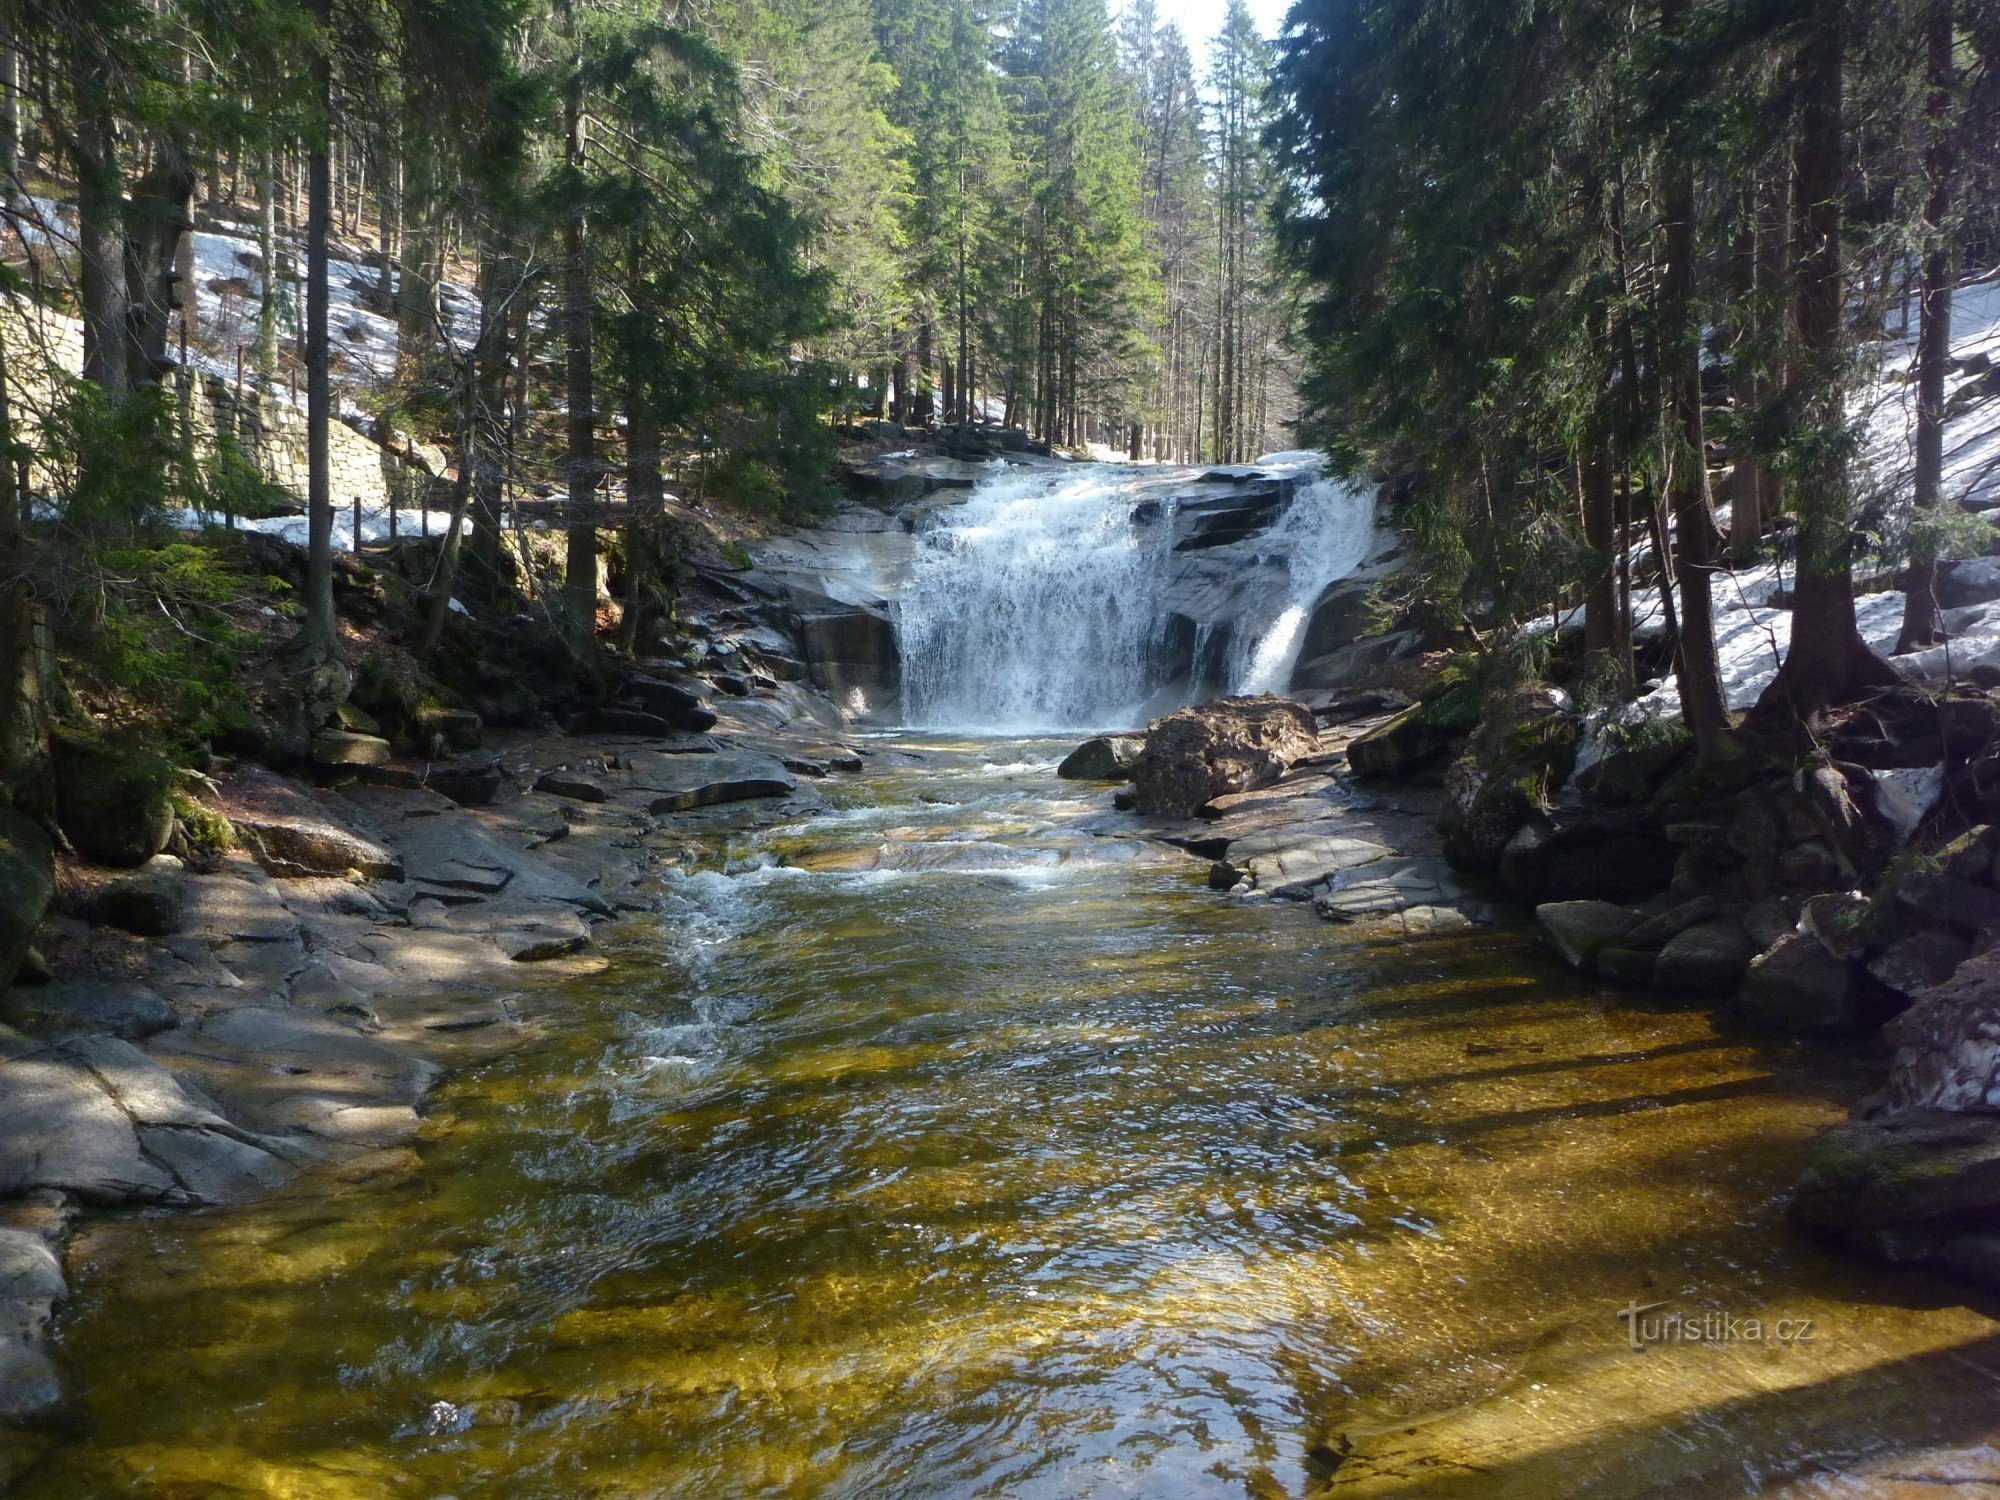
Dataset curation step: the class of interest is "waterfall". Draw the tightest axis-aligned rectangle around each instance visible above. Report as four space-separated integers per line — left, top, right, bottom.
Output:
894 455 1375 733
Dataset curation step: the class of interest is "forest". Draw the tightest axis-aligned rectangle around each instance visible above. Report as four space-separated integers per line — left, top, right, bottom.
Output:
7 0 2000 1492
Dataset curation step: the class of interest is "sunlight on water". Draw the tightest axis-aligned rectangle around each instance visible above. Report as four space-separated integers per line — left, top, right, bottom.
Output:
9 741 2000 1498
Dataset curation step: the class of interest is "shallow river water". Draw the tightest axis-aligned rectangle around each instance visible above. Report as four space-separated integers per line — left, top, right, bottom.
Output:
13 741 2000 1497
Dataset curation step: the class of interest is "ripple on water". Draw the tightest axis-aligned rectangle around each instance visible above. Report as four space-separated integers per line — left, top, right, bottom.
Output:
11 741 2000 1498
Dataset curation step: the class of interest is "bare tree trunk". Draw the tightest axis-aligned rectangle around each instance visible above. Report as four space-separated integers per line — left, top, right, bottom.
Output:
561 24 598 656
618 408 664 654
1899 0 1957 654
464 238 514 597
0 43 20 195
1752 0 1901 729
256 147 280 379
74 72 127 400
123 153 198 391
1659 0 1731 761
294 0 337 663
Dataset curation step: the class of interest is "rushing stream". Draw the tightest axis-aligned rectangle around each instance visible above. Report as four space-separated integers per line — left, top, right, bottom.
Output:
15 743 2000 1497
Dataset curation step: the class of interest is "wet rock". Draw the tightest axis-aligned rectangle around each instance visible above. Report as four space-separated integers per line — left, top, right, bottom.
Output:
1869 931 1971 1005
1214 832 1391 899
1595 947 1658 987
0 808 53 990
1113 787 1139 812
311 730 392 767
51 731 174 868
1314 858 1478 924
1534 900 1638 972
1497 808 1678 906
1652 920 1758 999
565 707 671 738
0 1308 60 1416
534 771 609 803
1623 894 1727 952
1131 696 1320 819
1056 735 1144 782
1737 932 1855 1034
632 753 797 814
625 675 720 733
0 979 174 1041
781 758 829 778
91 855 185 937
1792 1110 2000 1271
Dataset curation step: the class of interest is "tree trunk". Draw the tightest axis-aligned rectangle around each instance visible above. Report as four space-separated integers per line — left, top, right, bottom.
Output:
256 148 280 380
561 35 598 656
1658 0 1731 761
1751 0 1902 729
393 140 441 385
618 408 665 654
123 152 198 391
0 43 20 194
73 70 127 401
1898 0 1957 654
464 238 514 597
294 0 337 664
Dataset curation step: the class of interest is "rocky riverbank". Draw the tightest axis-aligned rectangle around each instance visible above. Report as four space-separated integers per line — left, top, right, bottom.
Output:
0 669 880 1424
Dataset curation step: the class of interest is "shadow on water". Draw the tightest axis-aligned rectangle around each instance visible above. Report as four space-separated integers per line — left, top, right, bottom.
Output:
6 739 1998 1497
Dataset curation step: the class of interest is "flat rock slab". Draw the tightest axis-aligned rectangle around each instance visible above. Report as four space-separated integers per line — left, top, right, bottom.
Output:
179 857 304 945
628 752 797 814
149 1007 439 1151
341 786 610 915
209 767 404 881
1313 857 1480 924
1218 831 1392 898
0 1037 296 1205
0 978 175 1041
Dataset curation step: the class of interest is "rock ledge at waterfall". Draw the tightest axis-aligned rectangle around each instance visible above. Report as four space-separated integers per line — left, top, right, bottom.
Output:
741 443 1402 725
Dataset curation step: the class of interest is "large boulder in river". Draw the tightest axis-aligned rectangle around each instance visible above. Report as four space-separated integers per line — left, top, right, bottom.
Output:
1057 735 1143 782
0 808 53 989
1130 696 1320 818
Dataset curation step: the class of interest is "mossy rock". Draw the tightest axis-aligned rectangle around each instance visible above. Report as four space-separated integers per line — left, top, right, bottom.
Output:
1650 743 1771 819
1443 766 1546 874
0 806 53 988
51 729 177 867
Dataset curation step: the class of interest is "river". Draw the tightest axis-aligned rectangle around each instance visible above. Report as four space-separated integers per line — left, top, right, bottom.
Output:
14 738 2000 1497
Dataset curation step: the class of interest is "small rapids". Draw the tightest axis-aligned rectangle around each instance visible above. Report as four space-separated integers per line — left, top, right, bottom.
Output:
14 744 1999 1499
894 457 1375 733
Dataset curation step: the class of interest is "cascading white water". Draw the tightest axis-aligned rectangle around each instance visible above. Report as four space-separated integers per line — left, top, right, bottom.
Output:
895 455 1375 732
